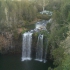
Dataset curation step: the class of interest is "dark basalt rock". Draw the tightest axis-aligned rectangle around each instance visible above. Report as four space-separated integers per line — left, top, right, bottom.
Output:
0 32 22 54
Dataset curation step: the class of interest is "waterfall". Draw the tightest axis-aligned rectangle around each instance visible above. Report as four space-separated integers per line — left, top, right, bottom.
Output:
22 32 33 61
35 34 43 62
21 20 48 63
43 45 47 63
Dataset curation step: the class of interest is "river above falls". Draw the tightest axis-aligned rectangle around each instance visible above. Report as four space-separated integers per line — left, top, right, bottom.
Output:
0 54 53 70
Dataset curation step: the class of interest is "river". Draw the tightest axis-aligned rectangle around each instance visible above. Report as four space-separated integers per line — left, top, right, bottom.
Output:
0 54 53 70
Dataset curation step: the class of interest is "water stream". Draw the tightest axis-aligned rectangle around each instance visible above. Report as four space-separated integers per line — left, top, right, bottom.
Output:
22 32 33 61
35 34 43 62
21 20 50 62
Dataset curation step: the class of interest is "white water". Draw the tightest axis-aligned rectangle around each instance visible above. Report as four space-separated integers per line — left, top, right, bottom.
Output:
35 34 43 62
21 20 48 62
43 46 47 63
35 21 47 30
22 32 33 61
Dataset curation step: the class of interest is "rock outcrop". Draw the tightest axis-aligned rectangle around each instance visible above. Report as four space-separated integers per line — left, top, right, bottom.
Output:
0 29 22 54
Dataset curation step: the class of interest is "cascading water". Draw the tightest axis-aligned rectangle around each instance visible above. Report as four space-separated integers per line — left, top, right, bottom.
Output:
43 45 47 63
22 32 33 61
35 34 43 62
21 20 48 62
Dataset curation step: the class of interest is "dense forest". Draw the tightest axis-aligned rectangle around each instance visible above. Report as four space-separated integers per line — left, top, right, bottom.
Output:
0 0 70 70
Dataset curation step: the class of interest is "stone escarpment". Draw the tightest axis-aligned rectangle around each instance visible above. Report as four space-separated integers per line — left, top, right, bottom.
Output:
0 20 48 54
0 29 22 54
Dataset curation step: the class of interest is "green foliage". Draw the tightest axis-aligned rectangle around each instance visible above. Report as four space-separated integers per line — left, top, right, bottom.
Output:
0 1 6 20
22 1 37 21
52 47 64 66
46 0 61 11
52 10 64 26
47 23 51 32
62 55 70 70
37 13 51 20
52 23 70 70
39 30 48 36
23 23 35 31
53 54 70 70
0 0 40 35
47 0 70 70
62 4 70 20
67 12 70 22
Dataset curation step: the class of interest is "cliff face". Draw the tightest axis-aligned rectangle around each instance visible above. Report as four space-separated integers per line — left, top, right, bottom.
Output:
0 29 22 54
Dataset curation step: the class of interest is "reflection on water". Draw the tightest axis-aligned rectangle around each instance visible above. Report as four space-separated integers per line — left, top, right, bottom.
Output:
1 55 53 70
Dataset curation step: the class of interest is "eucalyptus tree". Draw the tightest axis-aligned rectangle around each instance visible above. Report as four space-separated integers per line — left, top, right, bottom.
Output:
0 0 7 31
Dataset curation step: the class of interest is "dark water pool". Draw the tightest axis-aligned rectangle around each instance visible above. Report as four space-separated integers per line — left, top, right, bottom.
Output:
0 54 53 70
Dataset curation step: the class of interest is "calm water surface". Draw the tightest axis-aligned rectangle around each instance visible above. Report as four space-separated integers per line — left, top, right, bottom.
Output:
0 54 53 70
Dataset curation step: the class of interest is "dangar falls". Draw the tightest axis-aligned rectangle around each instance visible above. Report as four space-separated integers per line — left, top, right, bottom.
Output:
1 20 53 70
22 20 48 63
